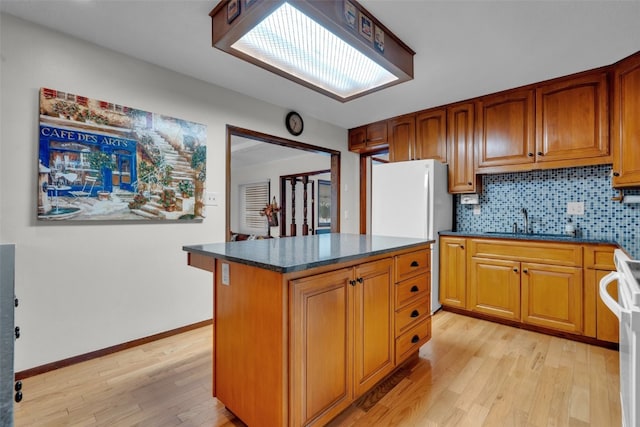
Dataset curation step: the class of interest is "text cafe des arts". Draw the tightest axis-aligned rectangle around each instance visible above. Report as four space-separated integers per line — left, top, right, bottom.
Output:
39 124 137 196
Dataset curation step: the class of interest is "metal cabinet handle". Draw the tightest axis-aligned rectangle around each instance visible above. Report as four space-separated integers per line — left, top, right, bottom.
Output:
349 279 356 286
410 261 419 267
537 151 543 156
357 277 364 284
410 285 419 293
523 269 528 274
411 335 420 344
410 310 420 318
14 326 20 339
613 172 620 177
513 268 518 273
528 152 534 157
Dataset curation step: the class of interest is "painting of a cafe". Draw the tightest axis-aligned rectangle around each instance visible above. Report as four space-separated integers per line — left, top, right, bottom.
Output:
37 88 207 221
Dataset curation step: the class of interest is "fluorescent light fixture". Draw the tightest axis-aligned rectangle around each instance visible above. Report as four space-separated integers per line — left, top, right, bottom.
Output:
209 0 414 102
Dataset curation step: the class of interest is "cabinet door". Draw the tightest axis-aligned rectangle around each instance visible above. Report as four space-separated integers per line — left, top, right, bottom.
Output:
388 114 416 162
594 269 620 343
476 89 535 171
416 108 447 162
353 259 394 397
439 237 467 308
521 263 583 333
366 121 388 148
612 52 640 187
536 71 610 164
348 126 367 152
469 257 520 321
290 268 353 426
447 102 478 193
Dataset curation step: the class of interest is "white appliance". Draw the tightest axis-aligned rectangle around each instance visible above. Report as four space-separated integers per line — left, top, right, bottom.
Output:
600 249 640 427
371 159 452 313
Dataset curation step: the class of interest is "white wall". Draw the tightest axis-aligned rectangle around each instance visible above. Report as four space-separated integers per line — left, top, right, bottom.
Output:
0 14 358 371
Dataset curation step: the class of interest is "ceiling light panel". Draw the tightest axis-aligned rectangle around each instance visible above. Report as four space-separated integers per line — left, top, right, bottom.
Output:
231 3 397 99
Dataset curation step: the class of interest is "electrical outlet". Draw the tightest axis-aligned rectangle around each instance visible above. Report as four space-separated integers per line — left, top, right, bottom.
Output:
473 205 481 215
567 201 584 215
205 192 219 206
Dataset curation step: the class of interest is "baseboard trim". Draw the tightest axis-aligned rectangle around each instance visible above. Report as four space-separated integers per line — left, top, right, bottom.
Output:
15 319 213 380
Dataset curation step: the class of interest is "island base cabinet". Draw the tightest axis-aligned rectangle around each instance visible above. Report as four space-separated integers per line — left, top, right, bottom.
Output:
521 264 583 333
290 268 354 427
469 257 521 321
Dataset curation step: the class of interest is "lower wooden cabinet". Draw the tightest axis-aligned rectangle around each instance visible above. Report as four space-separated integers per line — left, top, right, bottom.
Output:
521 263 583 333
291 258 395 426
440 236 619 343
290 268 354 427
469 257 521 321
439 237 467 308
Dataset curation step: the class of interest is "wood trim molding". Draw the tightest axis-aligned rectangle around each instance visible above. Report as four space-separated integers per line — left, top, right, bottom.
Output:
15 319 213 380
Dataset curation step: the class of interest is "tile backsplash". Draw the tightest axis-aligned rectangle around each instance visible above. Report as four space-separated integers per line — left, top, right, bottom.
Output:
455 165 640 259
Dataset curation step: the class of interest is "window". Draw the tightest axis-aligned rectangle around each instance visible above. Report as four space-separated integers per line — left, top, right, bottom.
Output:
239 181 269 235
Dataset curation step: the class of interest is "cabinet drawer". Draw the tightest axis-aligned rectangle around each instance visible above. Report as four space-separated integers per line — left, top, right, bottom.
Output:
584 245 616 270
396 273 430 308
395 296 430 336
395 250 430 282
395 317 431 364
470 239 582 267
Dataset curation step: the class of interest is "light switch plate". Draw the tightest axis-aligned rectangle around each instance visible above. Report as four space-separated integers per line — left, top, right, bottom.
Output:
205 192 219 206
473 205 481 215
567 201 584 215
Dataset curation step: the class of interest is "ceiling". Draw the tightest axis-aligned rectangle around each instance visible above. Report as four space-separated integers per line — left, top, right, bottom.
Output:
1 1 639 131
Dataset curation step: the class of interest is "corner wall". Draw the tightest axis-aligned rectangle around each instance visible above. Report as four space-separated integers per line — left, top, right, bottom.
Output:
0 13 357 371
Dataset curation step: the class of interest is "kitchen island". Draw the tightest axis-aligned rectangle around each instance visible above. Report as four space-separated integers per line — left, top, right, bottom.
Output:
184 233 433 427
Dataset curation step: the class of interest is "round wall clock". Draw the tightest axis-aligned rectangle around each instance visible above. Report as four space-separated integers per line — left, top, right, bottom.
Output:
285 111 304 136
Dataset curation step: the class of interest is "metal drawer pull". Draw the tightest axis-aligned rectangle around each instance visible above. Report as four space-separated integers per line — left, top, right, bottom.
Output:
410 285 419 292
411 335 420 343
410 261 419 267
410 310 420 318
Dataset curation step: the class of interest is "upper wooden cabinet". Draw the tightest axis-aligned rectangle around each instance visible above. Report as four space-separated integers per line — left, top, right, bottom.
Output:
386 109 448 163
535 70 610 166
448 102 479 193
388 114 416 162
612 51 640 187
348 120 388 153
476 89 535 172
416 108 447 163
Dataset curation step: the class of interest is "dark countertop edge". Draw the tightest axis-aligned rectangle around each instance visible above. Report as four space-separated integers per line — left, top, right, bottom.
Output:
183 240 433 274
439 231 619 246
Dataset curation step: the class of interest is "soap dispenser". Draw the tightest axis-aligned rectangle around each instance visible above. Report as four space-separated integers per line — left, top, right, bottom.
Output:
565 218 576 237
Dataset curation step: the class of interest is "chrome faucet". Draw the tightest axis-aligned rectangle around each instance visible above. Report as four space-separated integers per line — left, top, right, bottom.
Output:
521 208 529 234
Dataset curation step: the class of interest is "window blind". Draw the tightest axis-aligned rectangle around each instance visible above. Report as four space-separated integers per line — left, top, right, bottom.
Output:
240 181 269 234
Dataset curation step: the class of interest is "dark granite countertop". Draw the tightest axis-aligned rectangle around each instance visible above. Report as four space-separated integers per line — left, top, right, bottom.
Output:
440 230 619 246
184 233 433 273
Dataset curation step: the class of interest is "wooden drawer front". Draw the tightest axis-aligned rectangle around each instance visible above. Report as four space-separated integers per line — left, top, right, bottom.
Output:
395 296 430 336
470 239 582 267
584 245 616 270
395 250 430 282
396 273 430 308
395 317 431 364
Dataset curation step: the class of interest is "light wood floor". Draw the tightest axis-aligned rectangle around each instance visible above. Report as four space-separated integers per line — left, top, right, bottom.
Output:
15 311 621 427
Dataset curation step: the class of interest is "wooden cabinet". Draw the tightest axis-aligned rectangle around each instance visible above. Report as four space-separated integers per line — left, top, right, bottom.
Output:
584 245 619 343
389 109 448 163
348 121 388 153
353 259 394 396
476 89 535 172
416 108 447 163
469 257 521 321
439 237 467 308
440 237 619 342
393 249 431 364
290 268 354 426
448 102 479 193
521 263 583 332
535 71 610 166
388 114 416 162
291 258 394 425
612 51 640 187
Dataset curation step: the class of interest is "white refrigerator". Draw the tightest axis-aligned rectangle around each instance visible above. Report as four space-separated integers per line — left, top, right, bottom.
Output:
371 159 452 313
